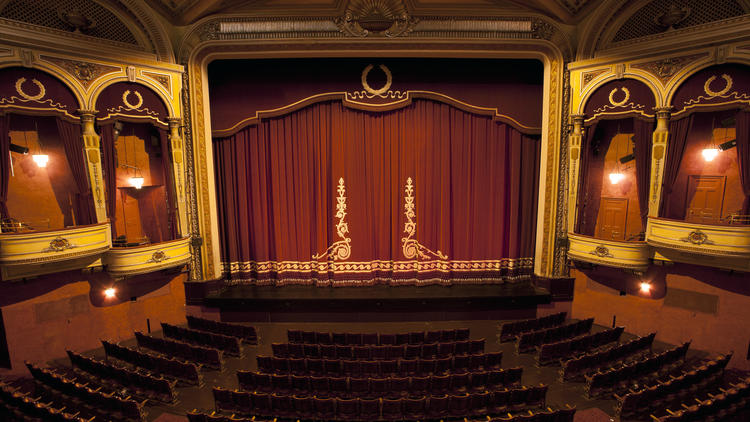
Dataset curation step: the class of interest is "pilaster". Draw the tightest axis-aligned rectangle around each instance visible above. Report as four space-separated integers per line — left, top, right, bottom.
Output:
567 115 585 233
168 117 189 237
649 107 672 217
78 110 107 223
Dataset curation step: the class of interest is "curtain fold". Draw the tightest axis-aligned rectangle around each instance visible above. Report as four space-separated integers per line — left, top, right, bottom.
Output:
575 121 602 235
0 114 9 220
159 128 178 239
99 124 118 237
56 117 93 225
659 115 694 218
213 100 540 286
736 110 750 216
633 118 653 231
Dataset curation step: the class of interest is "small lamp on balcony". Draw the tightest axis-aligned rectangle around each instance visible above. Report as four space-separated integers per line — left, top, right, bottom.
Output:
129 176 144 189
32 154 49 168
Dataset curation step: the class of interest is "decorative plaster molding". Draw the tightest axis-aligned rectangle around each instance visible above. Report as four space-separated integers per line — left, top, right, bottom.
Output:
630 53 708 85
581 68 607 90
143 71 171 93
39 56 119 88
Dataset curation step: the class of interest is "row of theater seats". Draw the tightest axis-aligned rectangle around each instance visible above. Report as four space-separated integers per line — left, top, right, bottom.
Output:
0 380 94 422
615 354 731 419
211 388 549 421
161 323 242 357
271 338 487 360
25 362 146 422
188 406 576 422
66 350 177 403
517 319 594 353
651 376 750 422
585 342 691 397
102 339 203 385
238 369 525 398
187 316 258 344
537 326 624 365
257 352 504 376
135 331 224 370
560 332 655 381
288 328 470 345
500 312 567 342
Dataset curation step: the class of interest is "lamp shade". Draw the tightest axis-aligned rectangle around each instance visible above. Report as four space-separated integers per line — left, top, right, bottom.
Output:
608 172 625 184
701 147 719 162
129 176 145 189
32 154 49 168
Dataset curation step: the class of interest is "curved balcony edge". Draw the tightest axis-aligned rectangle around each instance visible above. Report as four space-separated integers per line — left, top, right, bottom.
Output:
567 232 651 271
103 237 191 277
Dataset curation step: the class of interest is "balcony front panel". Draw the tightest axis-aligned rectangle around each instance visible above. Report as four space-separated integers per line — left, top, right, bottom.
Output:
104 237 191 277
567 233 651 271
0 223 112 280
646 217 750 258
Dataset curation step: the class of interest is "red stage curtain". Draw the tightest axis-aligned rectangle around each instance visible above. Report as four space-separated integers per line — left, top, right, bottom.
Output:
633 118 653 230
159 128 178 239
736 110 750 215
100 124 118 236
0 114 9 219
660 115 694 218
56 117 94 225
213 100 540 286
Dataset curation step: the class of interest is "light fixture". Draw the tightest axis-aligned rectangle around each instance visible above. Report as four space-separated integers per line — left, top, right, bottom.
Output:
702 117 720 162
104 287 117 298
609 172 625 185
32 154 49 167
129 176 144 189
639 281 652 294
608 125 627 184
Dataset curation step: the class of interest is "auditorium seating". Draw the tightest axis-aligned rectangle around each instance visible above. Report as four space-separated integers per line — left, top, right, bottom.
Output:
135 331 224 370
271 338 486 360
0 379 96 422
615 353 731 419
102 339 203 385
560 332 655 381
287 328 470 345
500 312 567 342
536 326 624 365
161 323 243 357
516 318 594 353
585 341 691 397
186 315 258 345
67 350 177 403
256 352 504 376
649 376 750 422
25 362 147 422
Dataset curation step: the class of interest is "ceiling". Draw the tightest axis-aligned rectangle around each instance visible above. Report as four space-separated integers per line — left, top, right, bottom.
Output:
145 0 601 26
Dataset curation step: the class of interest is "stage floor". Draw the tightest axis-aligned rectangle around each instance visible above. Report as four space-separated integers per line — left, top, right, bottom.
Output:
203 282 551 322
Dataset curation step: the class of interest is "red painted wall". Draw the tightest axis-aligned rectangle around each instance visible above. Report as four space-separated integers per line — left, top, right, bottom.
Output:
571 264 750 370
0 270 187 375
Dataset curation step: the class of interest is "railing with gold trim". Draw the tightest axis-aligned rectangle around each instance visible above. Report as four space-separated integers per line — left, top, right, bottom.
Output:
103 237 191 277
567 233 651 271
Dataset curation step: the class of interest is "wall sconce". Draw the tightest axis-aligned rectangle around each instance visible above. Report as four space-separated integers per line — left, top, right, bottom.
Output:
32 154 49 168
608 172 625 184
104 287 117 299
128 176 144 189
639 281 652 294
701 147 719 162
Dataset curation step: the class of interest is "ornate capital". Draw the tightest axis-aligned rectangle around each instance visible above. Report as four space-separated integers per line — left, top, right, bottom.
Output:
168 117 182 128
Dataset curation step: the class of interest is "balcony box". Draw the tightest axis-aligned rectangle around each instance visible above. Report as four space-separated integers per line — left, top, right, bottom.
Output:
567 232 650 272
103 237 191 277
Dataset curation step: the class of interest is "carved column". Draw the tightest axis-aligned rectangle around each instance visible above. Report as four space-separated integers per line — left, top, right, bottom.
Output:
168 117 189 237
567 115 585 233
649 107 672 217
78 110 107 224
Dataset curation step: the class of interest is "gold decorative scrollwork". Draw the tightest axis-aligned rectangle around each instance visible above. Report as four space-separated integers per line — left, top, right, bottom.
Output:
15 77 46 101
122 90 144 110
361 64 392 96
608 87 630 107
704 74 733 97
681 230 712 245
313 177 352 261
402 177 447 260
41 236 76 253
146 250 169 263
590 245 613 258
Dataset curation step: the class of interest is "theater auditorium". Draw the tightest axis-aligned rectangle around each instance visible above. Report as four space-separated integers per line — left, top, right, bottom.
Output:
0 1 749 421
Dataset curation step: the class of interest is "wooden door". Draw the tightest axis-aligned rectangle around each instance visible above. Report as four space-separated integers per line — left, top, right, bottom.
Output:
686 175 726 223
597 198 628 240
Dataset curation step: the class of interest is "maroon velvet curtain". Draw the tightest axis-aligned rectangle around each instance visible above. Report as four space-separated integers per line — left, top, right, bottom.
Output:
56 117 94 225
0 114 9 219
575 121 598 234
159 128 178 239
99 124 118 237
213 100 540 286
736 110 750 215
633 118 653 230
659 115 694 218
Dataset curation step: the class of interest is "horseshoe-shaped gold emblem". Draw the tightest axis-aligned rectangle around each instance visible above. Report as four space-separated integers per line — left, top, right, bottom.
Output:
608 87 630 107
122 90 143 110
361 64 392 96
15 77 46 101
704 74 733 97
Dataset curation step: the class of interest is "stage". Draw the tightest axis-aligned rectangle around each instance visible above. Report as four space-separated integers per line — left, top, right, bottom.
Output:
198 281 552 322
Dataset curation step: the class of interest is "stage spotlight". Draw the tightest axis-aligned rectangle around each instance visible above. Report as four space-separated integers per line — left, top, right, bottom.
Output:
639 281 652 294
104 287 117 298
